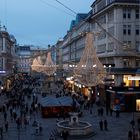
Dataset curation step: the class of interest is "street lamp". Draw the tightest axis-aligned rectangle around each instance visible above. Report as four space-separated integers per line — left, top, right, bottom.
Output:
1 86 3 90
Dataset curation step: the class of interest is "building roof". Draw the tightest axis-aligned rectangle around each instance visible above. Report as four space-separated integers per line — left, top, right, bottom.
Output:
69 13 88 30
41 96 60 107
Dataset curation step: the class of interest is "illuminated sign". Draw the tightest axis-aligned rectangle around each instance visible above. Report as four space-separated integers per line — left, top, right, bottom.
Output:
128 76 140 80
0 70 6 74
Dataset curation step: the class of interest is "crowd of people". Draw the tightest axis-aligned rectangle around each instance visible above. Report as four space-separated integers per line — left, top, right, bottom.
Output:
0 76 140 140
0 77 42 139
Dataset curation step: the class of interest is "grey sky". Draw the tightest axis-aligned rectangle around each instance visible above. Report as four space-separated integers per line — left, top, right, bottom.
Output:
0 0 93 47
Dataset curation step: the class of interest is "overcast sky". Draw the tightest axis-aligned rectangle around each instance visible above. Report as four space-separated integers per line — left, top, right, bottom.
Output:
0 0 93 47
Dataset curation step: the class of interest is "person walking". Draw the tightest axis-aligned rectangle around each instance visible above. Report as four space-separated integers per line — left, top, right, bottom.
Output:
116 110 120 117
104 119 108 131
137 118 140 136
100 107 104 117
39 123 43 135
5 121 8 132
128 130 132 140
4 112 7 122
99 120 103 131
98 108 101 116
110 108 113 116
0 126 3 139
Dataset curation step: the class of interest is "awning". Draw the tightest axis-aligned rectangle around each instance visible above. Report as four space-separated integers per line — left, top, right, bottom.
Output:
109 68 140 74
106 87 140 94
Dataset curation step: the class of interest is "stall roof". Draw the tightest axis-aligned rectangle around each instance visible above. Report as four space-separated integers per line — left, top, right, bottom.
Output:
58 96 79 106
41 96 79 107
41 96 60 107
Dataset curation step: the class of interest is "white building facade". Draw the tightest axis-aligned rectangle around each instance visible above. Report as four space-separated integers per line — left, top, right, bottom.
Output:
55 0 140 87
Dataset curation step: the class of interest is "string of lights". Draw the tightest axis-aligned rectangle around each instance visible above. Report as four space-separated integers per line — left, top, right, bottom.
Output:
38 0 75 17
55 0 77 15
94 19 123 46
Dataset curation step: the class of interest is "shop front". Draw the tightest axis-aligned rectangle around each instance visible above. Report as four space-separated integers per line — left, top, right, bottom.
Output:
106 86 140 112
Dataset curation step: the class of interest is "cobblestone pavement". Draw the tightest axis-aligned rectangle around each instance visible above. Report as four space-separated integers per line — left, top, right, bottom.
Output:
0 88 140 140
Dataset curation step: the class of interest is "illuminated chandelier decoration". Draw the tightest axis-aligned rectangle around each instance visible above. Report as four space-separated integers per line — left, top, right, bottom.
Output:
42 52 56 76
74 32 106 87
31 52 56 76
31 56 43 72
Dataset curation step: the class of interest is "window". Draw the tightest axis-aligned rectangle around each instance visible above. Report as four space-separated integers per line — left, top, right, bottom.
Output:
128 25 131 35
136 29 139 35
123 25 131 35
127 9 131 19
136 41 140 52
123 59 130 67
123 29 126 35
128 29 131 35
123 25 127 35
123 9 131 19
136 9 139 19
136 25 139 35
128 13 131 19
123 10 126 19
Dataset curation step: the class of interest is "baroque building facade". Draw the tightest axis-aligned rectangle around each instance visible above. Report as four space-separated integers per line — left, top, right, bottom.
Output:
0 26 17 92
0 26 17 87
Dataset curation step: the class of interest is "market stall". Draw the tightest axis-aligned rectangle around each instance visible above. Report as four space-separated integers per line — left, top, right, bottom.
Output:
41 96 79 118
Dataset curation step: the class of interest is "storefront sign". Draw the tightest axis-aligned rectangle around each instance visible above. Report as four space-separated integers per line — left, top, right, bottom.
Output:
128 76 140 80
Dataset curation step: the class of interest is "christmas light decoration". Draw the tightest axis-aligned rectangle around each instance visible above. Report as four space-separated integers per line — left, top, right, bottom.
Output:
74 32 106 87
31 56 43 72
31 52 56 76
42 52 56 76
